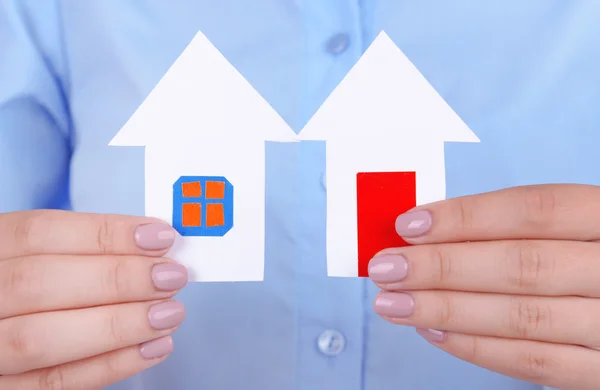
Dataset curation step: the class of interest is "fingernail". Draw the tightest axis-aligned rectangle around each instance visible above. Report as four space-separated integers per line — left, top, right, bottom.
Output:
368 255 409 283
416 328 446 343
152 263 188 291
139 336 174 359
395 210 432 238
374 292 414 318
148 301 186 329
135 223 176 250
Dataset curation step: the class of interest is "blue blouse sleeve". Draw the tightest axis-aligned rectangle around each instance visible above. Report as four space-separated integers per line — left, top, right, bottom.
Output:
0 0 71 212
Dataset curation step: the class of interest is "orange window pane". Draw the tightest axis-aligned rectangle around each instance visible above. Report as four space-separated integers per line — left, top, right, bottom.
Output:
206 203 225 227
205 181 225 199
182 203 202 227
182 182 202 198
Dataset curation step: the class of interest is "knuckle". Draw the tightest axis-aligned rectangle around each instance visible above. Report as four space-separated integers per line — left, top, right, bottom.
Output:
12 211 48 255
437 294 458 327
4 258 33 296
463 335 483 362
0 258 43 317
514 351 552 382
107 311 128 347
96 215 116 254
0 257 46 318
506 242 547 290
521 187 558 228
508 297 551 339
37 366 66 390
6 320 44 367
104 257 132 299
429 246 454 286
455 197 475 232
103 351 123 378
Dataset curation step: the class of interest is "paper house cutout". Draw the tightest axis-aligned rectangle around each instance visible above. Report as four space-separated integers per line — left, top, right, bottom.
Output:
298 31 480 277
109 30 479 282
109 32 298 282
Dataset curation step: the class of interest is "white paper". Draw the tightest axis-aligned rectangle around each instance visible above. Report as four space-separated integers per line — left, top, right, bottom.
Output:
325 139 447 277
110 29 480 281
147 140 266 282
300 31 479 143
297 31 480 277
109 31 297 282
110 31 298 146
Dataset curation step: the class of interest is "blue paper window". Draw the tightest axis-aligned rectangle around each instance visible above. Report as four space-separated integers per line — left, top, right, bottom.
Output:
172 176 234 236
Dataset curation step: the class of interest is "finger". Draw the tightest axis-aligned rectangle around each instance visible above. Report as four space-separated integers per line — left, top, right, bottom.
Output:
415 330 600 390
0 299 185 374
0 336 173 390
374 291 600 348
0 255 188 319
0 210 177 260
394 184 600 244
369 240 600 297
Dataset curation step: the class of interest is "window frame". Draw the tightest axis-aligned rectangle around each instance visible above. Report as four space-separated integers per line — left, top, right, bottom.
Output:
172 175 234 237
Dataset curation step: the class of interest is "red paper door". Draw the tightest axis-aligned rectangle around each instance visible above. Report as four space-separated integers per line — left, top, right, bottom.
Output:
356 172 416 277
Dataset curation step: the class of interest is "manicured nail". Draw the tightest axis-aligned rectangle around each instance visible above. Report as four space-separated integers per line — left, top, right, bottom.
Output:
395 210 432 238
139 336 174 359
416 328 446 343
374 292 414 318
148 301 186 329
368 255 409 283
152 263 188 291
135 223 176 250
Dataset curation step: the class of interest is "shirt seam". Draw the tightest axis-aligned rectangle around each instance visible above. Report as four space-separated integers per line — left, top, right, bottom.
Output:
54 0 74 145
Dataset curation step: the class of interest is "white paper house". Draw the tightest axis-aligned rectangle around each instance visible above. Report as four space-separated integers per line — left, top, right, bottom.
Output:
299 31 480 278
109 32 298 282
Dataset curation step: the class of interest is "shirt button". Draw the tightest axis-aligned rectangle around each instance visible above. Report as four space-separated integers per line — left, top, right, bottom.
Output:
326 33 350 55
317 330 346 356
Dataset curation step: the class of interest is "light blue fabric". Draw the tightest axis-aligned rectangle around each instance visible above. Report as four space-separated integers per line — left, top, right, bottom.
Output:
2 1 599 389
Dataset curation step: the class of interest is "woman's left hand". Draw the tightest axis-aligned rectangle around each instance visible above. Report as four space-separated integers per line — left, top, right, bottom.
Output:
369 184 600 390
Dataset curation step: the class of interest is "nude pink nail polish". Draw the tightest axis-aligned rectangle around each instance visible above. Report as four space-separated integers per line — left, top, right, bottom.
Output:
416 328 446 342
368 255 409 283
395 210 432 237
374 292 414 317
148 301 186 329
135 223 176 250
139 336 174 359
152 263 188 291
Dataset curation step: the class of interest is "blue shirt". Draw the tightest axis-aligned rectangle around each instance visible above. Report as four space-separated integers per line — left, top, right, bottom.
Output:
2 1 599 389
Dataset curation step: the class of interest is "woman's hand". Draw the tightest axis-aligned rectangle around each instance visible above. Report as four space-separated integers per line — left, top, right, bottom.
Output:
0 210 188 389
369 184 600 390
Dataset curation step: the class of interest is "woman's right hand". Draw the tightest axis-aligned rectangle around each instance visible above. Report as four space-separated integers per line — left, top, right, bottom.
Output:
0 210 188 390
